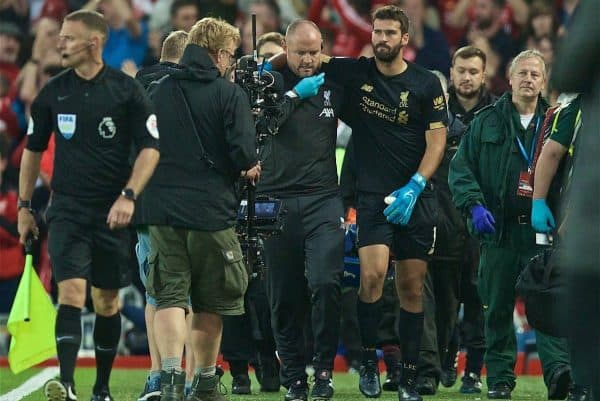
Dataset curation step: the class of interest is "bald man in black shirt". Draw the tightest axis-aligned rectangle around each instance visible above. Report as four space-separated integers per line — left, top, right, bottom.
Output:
259 20 344 401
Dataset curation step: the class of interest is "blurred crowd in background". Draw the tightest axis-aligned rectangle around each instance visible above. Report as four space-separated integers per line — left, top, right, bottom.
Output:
0 0 581 356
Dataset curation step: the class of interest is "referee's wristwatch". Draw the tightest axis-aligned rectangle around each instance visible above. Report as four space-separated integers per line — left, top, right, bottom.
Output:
17 198 33 212
120 188 136 201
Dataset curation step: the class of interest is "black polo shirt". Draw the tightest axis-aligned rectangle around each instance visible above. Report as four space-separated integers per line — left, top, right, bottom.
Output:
27 65 159 204
321 57 448 194
258 66 344 197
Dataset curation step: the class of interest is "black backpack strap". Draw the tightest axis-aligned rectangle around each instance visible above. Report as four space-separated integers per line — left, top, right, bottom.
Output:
171 80 216 170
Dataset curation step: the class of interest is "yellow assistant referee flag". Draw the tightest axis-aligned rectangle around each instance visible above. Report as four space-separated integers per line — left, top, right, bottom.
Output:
7 253 57 373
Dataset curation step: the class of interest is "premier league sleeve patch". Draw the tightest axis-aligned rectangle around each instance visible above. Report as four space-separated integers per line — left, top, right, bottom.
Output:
57 114 77 139
146 114 159 139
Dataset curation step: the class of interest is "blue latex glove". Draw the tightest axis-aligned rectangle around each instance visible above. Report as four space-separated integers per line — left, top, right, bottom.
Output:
531 198 555 233
258 61 272 76
383 173 426 225
293 72 325 99
471 204 496 234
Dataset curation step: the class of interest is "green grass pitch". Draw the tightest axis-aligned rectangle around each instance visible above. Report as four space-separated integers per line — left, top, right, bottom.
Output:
1 368 549 401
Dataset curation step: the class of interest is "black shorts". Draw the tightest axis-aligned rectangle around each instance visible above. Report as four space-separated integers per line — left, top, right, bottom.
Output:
46 193 131 289
356 190 438 260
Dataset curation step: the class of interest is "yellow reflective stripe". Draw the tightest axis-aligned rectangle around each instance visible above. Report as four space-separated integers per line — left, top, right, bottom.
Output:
551 107 562 133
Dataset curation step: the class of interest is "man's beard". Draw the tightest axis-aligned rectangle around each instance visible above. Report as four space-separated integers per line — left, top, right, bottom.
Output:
373 42 403 63
456 84 483 99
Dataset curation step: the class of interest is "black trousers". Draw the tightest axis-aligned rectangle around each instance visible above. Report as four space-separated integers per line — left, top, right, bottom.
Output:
264 192 344 387
339 288 362 366
221 278 276 370
417 262 461 382
459 240 485 374
418 238 485 380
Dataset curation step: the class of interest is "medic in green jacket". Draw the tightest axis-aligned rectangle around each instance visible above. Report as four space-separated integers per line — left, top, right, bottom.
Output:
448 90 548 244
447 50 573 400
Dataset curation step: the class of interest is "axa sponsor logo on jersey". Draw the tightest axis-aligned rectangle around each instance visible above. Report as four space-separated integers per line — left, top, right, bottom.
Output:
319 89 335 118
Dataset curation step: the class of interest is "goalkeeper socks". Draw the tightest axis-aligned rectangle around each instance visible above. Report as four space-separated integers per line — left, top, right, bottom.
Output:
397 308 424 384
357 298 382 358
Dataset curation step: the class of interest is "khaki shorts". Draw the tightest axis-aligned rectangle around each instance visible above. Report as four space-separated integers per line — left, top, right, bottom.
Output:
147 226 248 315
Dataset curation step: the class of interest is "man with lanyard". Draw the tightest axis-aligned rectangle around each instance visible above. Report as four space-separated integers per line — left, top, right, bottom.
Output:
319 5 448 400
18 10 160 401
531 94 581 236
449 49 572 400
531 93 588 401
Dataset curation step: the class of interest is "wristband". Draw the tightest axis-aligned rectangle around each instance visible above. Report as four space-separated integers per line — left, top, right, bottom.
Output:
411 172 427 190
17 198 32 211
121 188 136 201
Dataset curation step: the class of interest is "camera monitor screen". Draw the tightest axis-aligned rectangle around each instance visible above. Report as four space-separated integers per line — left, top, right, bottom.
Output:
238 199 280 220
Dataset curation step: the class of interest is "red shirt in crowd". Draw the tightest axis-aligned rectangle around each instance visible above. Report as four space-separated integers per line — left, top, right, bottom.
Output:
0 190 24 279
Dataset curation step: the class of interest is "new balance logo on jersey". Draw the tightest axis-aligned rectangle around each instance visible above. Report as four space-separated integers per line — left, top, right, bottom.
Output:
361 84 373 92
319 108 335 118
433 96 445 111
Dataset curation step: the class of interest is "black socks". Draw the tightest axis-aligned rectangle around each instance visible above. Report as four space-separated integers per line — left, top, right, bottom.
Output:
93 313 121 394
398 308 424 384
357 298 382 361
56 305 82 384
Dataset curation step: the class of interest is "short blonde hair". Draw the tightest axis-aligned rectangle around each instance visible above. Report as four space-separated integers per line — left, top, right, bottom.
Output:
161 30 188 62
187 17 240 55
509 49 546 79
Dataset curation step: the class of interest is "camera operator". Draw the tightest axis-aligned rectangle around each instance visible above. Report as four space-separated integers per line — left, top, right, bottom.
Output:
141 17 260 401
258 20 344 401
219 33 284 397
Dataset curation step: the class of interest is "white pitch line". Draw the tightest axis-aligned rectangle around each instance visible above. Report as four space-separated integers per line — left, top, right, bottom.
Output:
0 367 59 401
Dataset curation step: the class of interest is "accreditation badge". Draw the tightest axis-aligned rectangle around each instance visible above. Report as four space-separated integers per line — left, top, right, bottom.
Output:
517 170 533 198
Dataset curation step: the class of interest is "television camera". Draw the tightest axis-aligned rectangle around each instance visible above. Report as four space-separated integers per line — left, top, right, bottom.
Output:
234 15 286 277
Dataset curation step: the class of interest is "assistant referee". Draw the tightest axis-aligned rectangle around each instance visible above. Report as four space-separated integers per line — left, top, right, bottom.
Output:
18 10 160 401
